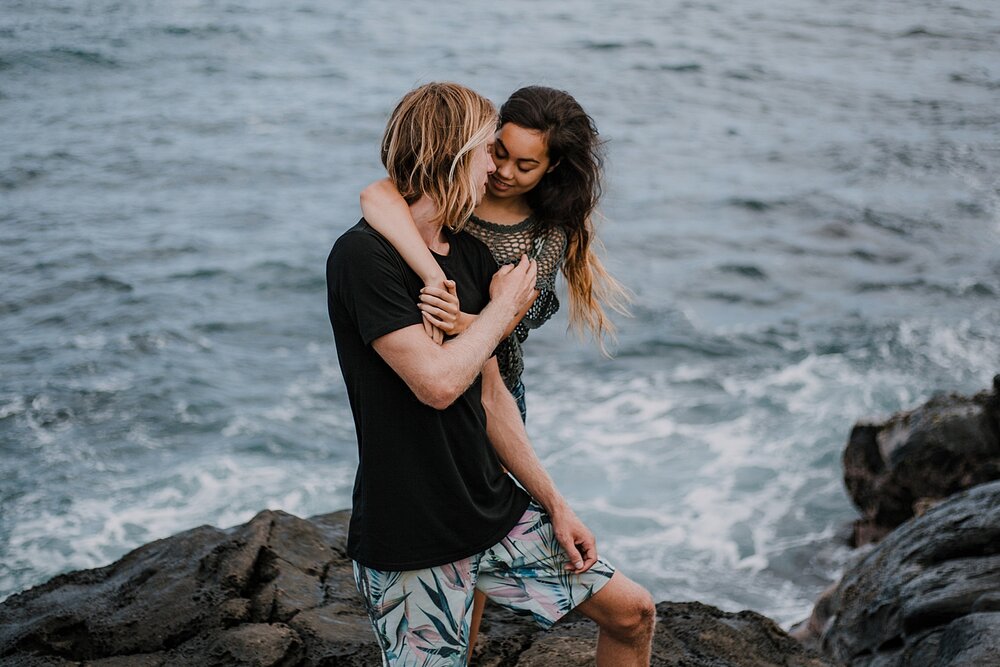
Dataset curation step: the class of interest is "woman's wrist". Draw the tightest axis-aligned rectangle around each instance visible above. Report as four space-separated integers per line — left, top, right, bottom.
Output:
421 272 449 289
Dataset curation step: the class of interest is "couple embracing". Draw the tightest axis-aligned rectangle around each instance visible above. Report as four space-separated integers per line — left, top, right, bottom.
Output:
326 82 655 666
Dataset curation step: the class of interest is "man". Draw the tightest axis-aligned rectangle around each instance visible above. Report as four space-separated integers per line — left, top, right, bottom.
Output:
327 82 655 666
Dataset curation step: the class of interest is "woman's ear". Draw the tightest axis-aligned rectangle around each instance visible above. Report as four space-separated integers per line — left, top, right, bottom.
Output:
546 159 561 174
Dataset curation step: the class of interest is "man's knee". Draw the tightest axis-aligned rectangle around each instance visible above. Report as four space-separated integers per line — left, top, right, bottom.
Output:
601 585 656 641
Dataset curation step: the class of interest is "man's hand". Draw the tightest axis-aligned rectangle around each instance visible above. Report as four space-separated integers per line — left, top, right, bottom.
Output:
490 255 537 314
550 508 598 574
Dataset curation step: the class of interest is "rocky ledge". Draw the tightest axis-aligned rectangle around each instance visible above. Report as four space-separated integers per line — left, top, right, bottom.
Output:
795 375 1000 666
0 509 832 666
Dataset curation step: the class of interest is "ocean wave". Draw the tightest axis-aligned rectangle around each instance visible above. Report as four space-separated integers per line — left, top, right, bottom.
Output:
0 46 121 72
716 263 769 279
633 62 702 72
158 24 251 40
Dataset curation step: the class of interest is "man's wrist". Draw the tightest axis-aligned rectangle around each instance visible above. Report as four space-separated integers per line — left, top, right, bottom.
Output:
539 496 572 520
490 291 524 324
455 312 475 335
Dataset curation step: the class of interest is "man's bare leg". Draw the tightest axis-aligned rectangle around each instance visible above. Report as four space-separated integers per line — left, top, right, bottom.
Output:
575 571 656 666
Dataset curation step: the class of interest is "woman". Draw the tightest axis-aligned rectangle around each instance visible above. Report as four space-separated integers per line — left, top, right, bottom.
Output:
361 85 629 421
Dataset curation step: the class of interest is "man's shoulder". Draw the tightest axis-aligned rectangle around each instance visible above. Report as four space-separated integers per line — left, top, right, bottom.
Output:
328 219 399 267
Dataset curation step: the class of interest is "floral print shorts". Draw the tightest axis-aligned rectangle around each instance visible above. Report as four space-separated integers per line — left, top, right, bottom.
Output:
353 500 616 666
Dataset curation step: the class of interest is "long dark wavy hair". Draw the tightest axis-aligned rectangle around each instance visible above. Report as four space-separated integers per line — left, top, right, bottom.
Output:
500 86 630 349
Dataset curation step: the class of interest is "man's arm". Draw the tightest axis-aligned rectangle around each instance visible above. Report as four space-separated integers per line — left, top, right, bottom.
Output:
372 256 537 410
480 357 598 573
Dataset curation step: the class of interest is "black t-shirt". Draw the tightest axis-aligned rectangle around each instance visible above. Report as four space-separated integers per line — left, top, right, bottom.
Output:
326 220 530 571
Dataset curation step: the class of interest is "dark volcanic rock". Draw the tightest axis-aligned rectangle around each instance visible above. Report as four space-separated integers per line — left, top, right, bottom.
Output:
648 602 834 667
817 481 1000 666
476 602 835 666
0 509 380 666
843 375 1000 546
1 508 834 666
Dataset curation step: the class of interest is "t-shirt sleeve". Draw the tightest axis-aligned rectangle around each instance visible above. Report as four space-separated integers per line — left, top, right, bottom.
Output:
328 231 423 345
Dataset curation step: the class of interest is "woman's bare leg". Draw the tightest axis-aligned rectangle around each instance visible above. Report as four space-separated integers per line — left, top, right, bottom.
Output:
466 589 487 664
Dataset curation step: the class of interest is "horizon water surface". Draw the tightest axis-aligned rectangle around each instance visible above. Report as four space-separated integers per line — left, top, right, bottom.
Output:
2 0 999 626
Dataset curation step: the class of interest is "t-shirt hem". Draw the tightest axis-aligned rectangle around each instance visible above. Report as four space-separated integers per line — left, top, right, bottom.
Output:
349 492 531 572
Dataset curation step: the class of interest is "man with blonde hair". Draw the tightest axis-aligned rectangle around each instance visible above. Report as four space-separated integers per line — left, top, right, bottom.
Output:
326 82 655 666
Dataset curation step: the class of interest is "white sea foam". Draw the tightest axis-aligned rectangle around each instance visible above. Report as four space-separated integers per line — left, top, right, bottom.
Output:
0 396 26 420
1 454 356 602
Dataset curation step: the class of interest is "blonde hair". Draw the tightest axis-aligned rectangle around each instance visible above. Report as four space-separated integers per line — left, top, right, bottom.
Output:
381 82 498 231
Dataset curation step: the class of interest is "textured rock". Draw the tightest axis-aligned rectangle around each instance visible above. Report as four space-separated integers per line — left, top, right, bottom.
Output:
474 602 835 667
0 507 834 666
0 509 382 666
843 375 1000 546
649 602 834 667
818 481 1000 666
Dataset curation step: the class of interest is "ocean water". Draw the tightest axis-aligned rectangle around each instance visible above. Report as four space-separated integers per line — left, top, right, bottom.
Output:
2 0 998 627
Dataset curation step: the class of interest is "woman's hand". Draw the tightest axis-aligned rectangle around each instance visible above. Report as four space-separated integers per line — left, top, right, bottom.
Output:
422 315 444 345
419 280 472 336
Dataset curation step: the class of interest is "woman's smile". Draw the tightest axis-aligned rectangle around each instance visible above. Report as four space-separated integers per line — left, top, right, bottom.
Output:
489 175 513 192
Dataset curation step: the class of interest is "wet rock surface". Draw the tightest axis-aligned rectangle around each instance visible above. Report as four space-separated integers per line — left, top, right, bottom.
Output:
796 377 1000 666
1 509 833 666
803 481 1000 666
843 375 1000 547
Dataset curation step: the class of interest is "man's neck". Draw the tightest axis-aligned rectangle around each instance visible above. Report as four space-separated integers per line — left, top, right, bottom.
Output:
410 196 449 254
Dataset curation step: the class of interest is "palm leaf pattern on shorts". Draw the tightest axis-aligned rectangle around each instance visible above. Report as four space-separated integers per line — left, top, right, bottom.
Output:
354 565 411 653
357 562 476 666
417 569 463 646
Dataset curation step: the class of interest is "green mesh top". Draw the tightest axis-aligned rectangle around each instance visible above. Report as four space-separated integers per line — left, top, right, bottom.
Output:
464 214 567 392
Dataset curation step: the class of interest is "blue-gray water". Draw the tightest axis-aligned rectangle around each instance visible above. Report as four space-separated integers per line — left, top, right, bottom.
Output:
2 0 998 626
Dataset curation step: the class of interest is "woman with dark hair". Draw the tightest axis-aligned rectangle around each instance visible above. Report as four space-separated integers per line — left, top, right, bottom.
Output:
361 85 629 421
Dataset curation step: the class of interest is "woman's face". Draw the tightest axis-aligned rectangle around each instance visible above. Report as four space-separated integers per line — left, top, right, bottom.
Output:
487 123 554 200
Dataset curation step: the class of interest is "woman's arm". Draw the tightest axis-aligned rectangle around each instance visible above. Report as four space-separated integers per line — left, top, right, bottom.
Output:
361 179 461 342
421 282 538 338
420 276 539 339
360 179 448 288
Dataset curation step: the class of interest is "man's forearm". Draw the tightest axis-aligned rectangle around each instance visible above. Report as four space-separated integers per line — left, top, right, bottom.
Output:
372 257 537 410
482 362 569 516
